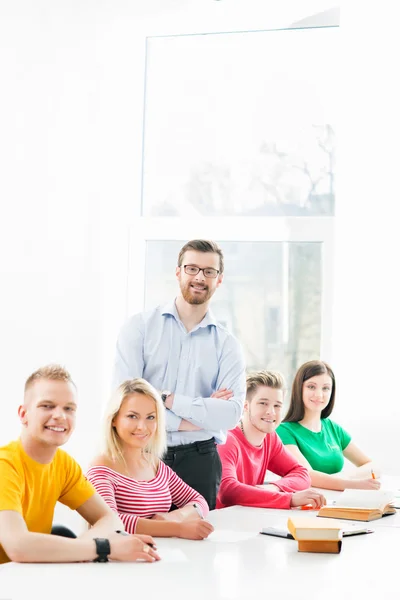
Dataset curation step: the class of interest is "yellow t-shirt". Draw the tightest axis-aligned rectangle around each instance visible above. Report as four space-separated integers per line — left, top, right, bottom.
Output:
0 439 96 564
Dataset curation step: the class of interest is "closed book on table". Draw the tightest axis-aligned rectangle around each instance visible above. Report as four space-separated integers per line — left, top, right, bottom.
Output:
287 516 343 554
297 540 342 554
287 516 343 541
318 489 396 522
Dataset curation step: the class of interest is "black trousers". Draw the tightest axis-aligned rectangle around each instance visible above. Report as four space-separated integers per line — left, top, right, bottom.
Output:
163 438 222 511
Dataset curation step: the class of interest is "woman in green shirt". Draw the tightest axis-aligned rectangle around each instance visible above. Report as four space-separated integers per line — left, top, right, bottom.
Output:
276 360 381 491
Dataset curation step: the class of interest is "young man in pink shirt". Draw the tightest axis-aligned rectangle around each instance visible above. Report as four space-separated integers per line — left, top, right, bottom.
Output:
217 371 326 510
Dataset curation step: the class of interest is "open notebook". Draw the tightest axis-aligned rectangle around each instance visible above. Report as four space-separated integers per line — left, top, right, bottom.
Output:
318 489 396 521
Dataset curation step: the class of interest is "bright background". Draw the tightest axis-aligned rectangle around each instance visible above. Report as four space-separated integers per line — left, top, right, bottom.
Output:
1 1 399 529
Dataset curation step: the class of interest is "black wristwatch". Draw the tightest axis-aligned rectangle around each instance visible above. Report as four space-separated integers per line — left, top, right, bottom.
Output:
161 390 171 404
93 538 111 562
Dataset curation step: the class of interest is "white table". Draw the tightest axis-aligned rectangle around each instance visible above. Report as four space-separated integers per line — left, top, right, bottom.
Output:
1 502 399 600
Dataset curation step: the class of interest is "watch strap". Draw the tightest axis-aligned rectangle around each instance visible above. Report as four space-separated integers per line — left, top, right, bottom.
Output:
161 390 171 404
93 538 111 562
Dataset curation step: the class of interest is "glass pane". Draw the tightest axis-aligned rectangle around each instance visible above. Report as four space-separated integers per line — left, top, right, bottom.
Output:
145 241 322 389
143 27 337 217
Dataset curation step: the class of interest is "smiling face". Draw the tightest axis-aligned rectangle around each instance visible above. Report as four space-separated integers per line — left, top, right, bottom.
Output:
302 374 333 415
112 393 157 451
19 379 77 448
244 385 284 435
176 250 223 305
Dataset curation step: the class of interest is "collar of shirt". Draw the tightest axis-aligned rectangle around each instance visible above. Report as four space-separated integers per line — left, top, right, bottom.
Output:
161 299 218 332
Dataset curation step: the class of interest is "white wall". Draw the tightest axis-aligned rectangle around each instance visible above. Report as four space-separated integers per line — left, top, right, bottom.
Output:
0 1 337 454
332 4 400 474
0 0 338 529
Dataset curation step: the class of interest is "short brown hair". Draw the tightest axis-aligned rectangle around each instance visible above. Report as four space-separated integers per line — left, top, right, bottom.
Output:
246 370 286 402
283 360 335 422
24 364 75 394
177 240 224 274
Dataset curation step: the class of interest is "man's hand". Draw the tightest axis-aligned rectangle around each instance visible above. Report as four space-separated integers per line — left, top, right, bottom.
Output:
290 489 326 509
211 388 233 400
108 533 161 562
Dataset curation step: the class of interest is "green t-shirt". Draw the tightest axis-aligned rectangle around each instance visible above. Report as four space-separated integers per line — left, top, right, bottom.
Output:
276 419 352 474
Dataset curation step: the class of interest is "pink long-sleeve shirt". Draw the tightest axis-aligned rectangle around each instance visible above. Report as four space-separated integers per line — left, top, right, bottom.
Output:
87 461 209 533
217 426 311 509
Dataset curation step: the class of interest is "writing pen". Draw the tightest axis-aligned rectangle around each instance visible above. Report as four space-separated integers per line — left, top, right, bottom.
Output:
371 469 376 480
116 529 156 548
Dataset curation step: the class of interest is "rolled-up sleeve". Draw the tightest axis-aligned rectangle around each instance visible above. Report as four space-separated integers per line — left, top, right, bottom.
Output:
172 336 246 431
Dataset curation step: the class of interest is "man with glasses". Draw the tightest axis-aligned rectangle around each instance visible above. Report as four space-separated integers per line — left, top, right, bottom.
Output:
113 240 246 509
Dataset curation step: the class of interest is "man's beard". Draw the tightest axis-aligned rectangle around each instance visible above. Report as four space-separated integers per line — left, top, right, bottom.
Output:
180 281 213 305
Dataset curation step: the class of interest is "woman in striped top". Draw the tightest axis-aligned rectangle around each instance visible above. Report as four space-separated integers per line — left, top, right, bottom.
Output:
87 379 213 540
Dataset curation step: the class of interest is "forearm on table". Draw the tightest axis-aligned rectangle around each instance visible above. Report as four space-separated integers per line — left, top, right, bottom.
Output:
273 468 311 492
78 513 124 540
6 531 98 563
135 518 181 537
347 462 380 478
167 505 200 522
219 479 292 509
309 469 357 491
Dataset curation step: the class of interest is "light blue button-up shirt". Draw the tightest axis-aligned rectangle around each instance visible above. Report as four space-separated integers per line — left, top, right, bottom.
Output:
112 300 246 446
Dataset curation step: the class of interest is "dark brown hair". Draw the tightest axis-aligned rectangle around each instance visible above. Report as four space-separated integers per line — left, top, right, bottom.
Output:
177 240 224 274
283 360 335 422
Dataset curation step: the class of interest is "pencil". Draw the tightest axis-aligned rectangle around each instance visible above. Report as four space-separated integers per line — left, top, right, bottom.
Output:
371 469 376 479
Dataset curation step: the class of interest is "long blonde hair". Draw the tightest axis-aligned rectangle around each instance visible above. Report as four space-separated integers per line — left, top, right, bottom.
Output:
102 379 166 469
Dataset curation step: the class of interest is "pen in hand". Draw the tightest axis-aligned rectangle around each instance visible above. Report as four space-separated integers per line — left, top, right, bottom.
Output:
116 529 156 549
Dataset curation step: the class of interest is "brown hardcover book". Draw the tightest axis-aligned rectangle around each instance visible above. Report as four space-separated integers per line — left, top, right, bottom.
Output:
287 516 342 541
297 540 342 554
318 490 396 522
318 506 395 521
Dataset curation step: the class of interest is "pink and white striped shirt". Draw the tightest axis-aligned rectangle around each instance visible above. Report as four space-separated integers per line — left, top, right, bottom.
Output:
87 461 209 533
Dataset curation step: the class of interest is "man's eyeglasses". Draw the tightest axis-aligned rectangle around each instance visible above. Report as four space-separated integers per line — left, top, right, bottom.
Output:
183 265 220 279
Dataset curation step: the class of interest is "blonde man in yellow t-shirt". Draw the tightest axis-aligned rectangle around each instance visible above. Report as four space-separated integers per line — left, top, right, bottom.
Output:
0 365 160 564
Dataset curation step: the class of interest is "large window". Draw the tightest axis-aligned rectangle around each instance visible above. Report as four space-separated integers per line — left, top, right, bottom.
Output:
129 24 337 389
145 240 322 381
142 26 337 218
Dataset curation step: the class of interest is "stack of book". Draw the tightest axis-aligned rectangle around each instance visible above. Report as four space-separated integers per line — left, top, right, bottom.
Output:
287 516 343 554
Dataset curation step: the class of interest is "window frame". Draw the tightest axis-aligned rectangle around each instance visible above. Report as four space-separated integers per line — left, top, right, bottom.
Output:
126 15 338 369
127 216 334 362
